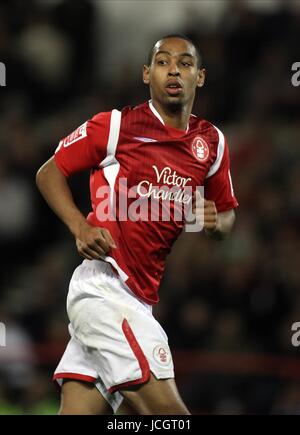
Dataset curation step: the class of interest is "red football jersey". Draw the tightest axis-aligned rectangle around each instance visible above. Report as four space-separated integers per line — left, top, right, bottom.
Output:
54 101 238 304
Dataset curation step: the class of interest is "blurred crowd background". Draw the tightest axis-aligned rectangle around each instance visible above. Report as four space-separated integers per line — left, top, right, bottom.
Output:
1 0 300 415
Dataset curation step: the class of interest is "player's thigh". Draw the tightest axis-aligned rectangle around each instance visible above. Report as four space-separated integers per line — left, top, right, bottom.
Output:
59 380 112 415
120 374 190 415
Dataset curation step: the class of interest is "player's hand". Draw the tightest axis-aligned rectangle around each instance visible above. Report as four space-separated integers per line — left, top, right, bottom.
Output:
192 190 219 232
75 221 117 260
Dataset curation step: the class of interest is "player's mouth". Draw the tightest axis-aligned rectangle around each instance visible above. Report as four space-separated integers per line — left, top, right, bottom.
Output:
165 80 183 96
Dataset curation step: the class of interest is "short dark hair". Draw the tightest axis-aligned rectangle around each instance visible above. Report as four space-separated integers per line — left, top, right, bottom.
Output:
147 34 202 68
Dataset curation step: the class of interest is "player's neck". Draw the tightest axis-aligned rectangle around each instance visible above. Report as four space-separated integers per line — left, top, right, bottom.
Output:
151 100 191 131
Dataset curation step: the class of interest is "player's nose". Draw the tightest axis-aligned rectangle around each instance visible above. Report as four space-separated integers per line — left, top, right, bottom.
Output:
168 61 180 76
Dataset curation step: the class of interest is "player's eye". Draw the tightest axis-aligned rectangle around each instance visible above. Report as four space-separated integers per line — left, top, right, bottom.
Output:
157 59 168 65
181 62 192 67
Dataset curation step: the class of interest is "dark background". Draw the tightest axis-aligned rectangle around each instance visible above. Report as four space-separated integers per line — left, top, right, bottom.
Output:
1 0 300 414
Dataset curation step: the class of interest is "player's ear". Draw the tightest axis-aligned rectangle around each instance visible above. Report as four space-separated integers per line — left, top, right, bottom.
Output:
196 68 205 88
143 65 150 85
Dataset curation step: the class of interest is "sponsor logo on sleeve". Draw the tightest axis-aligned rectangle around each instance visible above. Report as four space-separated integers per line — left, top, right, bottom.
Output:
55 121 88 153
61 121 88 148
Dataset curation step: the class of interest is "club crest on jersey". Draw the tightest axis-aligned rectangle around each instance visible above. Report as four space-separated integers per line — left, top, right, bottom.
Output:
153 344 171 366
191 136 209 162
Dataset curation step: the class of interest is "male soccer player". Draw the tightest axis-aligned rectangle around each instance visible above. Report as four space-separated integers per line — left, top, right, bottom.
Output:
36 34 238 415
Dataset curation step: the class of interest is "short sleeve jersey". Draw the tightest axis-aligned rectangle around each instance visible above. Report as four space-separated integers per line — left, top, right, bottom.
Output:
55 101 238 304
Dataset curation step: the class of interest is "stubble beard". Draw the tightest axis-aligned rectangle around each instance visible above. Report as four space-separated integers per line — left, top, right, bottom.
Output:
164 96 184 114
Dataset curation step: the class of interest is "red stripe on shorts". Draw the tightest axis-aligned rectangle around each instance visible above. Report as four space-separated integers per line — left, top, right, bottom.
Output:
53 372 97 390
108 318 150 393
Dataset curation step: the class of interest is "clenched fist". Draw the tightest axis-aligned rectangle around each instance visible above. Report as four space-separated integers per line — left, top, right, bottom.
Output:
192 190 219 233
75 221 117 260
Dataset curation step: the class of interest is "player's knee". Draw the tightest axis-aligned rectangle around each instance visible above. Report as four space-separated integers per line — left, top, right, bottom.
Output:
58 404 104 415
152 398 190 415
58 405 79 415
122 392 190 415
58 407 73 415
58 403 90 415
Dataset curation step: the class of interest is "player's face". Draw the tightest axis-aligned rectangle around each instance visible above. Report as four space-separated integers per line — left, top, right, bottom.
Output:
143 38 205 110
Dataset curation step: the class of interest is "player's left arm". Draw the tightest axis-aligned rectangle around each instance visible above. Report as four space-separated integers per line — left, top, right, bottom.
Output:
202 134 238 240
203 199 235 240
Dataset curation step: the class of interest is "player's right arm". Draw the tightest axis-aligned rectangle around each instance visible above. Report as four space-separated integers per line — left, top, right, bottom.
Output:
36 157 115 259
36 113 116 260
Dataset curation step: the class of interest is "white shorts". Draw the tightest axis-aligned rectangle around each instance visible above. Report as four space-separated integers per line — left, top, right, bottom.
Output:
53 259 174 413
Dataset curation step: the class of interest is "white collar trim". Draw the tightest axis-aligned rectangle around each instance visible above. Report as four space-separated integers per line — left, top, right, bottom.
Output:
148 100 189 133
149 100 165 125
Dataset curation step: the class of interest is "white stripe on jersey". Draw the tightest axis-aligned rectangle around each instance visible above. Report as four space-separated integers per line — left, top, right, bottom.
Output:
206 125 225 178
99 109 122 209
149 100 165 125
228 169 235 197
98 109 129 282
100 109 122 167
